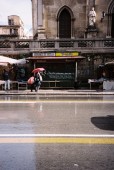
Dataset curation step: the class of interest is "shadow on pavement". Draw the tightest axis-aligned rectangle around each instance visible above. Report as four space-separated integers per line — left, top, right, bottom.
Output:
91 115 114 131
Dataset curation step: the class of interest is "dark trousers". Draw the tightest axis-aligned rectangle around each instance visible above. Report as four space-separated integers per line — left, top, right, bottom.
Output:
30 83 35 92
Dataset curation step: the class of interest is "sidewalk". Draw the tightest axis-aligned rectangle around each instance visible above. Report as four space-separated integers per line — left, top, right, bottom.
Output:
0 89 114 95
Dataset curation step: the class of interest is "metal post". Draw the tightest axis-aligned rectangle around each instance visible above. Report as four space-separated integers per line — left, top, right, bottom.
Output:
75 61 77 82
33 62 36 76
74 61 78 89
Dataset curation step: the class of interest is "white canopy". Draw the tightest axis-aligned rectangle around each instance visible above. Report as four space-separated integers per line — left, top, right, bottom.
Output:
0 55 26 66
105 60 114 65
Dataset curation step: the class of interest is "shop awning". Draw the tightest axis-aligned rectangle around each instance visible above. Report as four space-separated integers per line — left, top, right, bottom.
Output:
105 60 114 65
27 56 85 61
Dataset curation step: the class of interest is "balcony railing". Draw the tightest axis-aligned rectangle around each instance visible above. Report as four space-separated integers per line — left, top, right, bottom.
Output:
0 38 114 53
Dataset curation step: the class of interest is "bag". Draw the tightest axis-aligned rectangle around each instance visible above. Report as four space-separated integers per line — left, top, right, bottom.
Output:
37 73 42 82
27 76 34 84
39 74 42 82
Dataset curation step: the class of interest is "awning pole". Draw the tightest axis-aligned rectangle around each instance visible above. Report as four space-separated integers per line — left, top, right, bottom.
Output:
34 62 36 69
33 62 36 75
75 61 77 82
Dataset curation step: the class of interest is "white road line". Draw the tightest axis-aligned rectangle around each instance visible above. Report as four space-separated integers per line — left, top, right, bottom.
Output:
0 134 114 137
0 100 114 104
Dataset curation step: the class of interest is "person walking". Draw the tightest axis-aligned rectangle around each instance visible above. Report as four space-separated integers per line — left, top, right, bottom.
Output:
2 69 10 90
34 72 41 92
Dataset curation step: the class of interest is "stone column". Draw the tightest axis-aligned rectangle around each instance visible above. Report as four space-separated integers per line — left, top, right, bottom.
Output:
106 13 112 38
31 0 38 37
37 0 45 39
38 0 43 26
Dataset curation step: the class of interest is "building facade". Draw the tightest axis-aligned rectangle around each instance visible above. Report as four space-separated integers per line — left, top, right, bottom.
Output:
29 0 114 88
0 1 114 89
31 0 114 39
0 15 25 39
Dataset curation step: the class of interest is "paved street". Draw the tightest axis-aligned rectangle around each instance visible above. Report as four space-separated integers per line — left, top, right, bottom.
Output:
0 93 114 170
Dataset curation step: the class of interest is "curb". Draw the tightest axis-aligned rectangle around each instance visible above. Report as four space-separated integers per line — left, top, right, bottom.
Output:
0 90 114 95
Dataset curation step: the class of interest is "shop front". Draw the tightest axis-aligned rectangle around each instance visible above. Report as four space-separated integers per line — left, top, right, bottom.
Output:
27 52 85 88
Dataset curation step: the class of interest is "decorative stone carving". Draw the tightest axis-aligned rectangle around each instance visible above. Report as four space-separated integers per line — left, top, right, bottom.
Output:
88 7 96 27
85 7 98 38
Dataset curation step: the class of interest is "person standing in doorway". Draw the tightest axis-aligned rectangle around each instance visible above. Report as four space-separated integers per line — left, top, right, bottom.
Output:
2 69 10 90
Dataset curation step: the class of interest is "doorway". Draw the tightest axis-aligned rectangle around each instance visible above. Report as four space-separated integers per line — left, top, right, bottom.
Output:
59 9 71 38
111 13 114 38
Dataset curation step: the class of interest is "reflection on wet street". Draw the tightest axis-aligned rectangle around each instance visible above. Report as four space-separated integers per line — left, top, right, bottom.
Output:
0 94 114 170
0 93 114 101
0 94 114 134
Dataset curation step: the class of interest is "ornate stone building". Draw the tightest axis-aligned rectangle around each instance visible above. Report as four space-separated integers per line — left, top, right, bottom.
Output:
29 0 114 88
31 0 114 39
0 1 114 88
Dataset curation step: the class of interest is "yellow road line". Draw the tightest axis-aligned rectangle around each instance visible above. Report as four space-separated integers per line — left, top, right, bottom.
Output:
0 138 114 144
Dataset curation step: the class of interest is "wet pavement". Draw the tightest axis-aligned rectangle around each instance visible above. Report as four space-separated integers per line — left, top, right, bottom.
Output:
0 93 114 169
0 89 114 96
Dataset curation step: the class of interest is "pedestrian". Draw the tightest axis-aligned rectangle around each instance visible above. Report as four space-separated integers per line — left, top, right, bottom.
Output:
2 69 10 90
34 72 41 92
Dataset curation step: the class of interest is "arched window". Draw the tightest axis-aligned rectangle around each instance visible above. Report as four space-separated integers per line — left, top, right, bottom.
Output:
57 6 74 39
107 0 114 37
111 12 114 38
59 9 71 38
